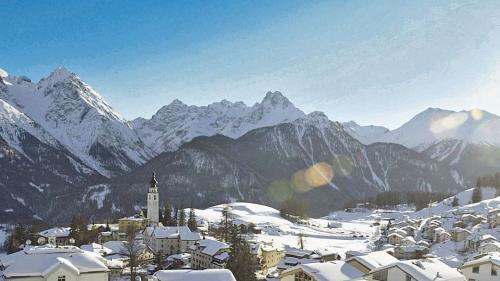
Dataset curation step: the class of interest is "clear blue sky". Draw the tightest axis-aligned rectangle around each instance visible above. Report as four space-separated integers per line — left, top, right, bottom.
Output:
2 0 500 128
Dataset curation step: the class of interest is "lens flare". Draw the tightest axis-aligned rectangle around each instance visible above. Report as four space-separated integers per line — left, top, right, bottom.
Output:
304 162 334 188
331 155 353 177
470 108 483 121
291 169 313 193
267 180 293 202
430 112 468 135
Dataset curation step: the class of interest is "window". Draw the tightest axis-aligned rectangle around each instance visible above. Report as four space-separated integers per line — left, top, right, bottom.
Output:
472 266 479 273
492 266 497 276
58 276 66 281
373 270 388 281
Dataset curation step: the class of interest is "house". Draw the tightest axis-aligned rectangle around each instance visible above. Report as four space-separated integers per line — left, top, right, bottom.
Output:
487 209 500 228
461 214 484 226
166 253 191 269
387 233 404 245
0 245 109 281
118 215 149 232
477 241 500 254
466 233 498 252
143 226 201 255
102 240 154 264
401 236 416 246
279 261 363 281
393 245 428 260
433 227 451 243
450 227 471 242
401 226 417 237
259 244 285 275
276 246 320 272
80 243 112 256
416 241 430 248
153 269 236 281
364 258 466 281
38 227 71 246
188 238 230 269
459 253 499 281
345 250 398 274
313 249 340 262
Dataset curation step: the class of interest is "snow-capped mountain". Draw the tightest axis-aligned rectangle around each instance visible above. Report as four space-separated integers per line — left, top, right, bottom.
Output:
131 91 306 154
0 67 152 176
341 121 388 145
82 112 463 219
374 108 500 151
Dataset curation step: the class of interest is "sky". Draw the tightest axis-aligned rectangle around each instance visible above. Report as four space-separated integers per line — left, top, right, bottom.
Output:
2 0 500 129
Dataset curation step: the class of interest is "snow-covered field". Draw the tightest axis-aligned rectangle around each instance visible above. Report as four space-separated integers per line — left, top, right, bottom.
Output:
195 187 500 264
195 202 377 257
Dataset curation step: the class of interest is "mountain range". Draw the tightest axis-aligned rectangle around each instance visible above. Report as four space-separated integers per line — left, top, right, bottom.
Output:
1 67 499 222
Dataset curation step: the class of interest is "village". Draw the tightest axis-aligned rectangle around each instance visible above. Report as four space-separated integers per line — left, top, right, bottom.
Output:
1 174 499 281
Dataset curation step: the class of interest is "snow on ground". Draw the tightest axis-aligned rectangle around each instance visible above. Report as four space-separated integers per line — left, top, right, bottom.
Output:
412 187 499 218
195 202 377 257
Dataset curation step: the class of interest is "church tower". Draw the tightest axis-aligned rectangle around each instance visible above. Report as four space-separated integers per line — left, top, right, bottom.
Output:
147 172 159 224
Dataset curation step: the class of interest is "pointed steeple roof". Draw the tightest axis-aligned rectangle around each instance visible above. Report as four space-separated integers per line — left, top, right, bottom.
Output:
150 172 158 188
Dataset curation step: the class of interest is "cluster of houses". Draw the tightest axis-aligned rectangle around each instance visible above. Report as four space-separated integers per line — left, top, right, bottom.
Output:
276 207 500 281
1 174 499 281
0 173 283 281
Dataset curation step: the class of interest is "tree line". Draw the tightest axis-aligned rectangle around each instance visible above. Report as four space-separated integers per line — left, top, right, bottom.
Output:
343 191 451 211
160 203 198 231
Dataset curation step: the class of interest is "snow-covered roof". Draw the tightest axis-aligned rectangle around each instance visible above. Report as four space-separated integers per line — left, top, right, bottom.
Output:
388 232 405 238
38 227 71 238
395 245 427 252
145 226 201 241
460 253 500 268
154 269 236 281
119 215 147 221
80 243 112 256
282 261 363 281
369 258 465 281
191 238 229 256
346 250 398 270
103 241 125 254
0 246 109 278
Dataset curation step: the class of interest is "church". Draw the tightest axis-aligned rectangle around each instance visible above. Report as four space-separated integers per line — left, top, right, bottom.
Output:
146 172 160 224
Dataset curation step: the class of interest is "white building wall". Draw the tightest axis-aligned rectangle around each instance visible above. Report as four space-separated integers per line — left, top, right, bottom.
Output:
461 263 498 281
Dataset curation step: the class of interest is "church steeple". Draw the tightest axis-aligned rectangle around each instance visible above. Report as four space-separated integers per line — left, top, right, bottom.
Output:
150 172 158 188
147 171 159 224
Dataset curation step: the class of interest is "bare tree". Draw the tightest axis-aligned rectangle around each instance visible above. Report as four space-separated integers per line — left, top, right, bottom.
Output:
120 227 143 281
297 231 306 249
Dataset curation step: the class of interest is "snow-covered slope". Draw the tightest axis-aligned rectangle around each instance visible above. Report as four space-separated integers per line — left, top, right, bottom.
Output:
0 67 152 176
375 108 500 151
194 202 375 256
0 98 60 156
131 91 306 154
412 187 499 218
342 121 388 145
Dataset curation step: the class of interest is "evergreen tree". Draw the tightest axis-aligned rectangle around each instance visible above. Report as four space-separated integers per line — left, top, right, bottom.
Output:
105 219 111 232
220 205 233 242
69 215 94 246
172 206 179 226
188 208 198 231
163 204 173 226
227 228 257 281
159 209 164 224
179 208 186 226
472 187 482 203
4 224 26 253
451 196 459 207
